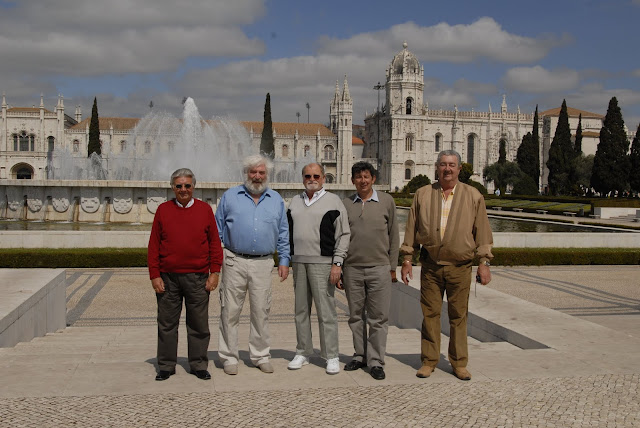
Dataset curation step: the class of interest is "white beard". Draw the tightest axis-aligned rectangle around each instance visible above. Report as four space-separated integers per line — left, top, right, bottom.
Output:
245 178 268 195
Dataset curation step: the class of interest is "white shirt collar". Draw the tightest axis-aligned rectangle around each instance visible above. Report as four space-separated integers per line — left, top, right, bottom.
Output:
303 188 326 207
353 189 379 203
175 198 195 208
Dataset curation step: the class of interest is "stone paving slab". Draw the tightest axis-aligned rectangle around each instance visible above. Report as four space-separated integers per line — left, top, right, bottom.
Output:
0 266 639 426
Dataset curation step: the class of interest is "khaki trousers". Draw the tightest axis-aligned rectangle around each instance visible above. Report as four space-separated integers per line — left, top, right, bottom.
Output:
156 272 210 372
218 249 274 367
419 257 472 369
292 262 338 360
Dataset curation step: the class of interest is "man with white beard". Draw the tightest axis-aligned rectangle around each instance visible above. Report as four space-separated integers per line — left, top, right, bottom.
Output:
215 154 290 375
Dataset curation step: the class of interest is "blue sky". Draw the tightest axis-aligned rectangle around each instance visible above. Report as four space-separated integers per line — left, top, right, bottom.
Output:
1 0 639 131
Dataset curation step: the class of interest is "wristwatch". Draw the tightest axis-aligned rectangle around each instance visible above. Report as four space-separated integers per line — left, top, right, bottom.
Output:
333 261 342 267
480 260 491 266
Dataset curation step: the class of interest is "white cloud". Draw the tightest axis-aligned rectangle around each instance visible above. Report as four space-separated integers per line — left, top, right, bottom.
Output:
502 66 580 93
316 18 570 64
0 0 266 75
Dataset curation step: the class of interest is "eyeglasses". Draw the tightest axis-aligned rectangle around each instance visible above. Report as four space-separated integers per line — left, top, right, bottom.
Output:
174 184 192 189
304 174 321 180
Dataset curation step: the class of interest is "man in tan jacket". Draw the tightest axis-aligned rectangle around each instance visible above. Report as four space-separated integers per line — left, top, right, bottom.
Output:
400 150 493 381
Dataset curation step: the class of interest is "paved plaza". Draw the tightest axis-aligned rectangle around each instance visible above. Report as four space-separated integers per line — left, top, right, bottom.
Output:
0 266 639 427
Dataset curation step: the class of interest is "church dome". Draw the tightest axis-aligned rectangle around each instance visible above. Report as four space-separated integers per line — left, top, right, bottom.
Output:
390 42 420 75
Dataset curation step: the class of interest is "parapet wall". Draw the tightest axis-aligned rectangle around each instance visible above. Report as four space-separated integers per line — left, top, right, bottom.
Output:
0 180 357 224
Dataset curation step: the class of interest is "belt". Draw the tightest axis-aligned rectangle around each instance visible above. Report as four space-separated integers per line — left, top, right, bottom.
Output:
233 251 272 259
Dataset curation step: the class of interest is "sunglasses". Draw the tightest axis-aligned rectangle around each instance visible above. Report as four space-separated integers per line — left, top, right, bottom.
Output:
304 174 321 180
174 184 192 189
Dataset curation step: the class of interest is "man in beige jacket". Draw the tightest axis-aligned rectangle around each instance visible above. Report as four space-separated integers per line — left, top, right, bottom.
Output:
400 150 493 381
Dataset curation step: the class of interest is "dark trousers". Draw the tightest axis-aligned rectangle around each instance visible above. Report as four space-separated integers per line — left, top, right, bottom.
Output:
419 257 472 369
156 272 210 372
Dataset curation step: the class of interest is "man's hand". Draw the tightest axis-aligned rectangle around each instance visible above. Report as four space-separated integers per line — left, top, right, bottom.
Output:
400 261 413 285
329 265 342 286
278 265 289 282
477 264 492 285
390 270 398 283
205 273 220 291
151 277 165 293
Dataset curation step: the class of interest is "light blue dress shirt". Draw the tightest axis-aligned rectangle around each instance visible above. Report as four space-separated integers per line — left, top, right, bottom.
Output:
215 185 290 266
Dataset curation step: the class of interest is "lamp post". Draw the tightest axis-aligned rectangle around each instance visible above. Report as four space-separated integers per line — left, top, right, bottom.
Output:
306 102 310 123
373 81 384 174
296 112 300 123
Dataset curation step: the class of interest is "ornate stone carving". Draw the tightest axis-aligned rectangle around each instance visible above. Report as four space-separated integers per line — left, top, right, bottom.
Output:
51 188 70 213
147 189 167 214
27 197 43 212
112 189 133 214
80 189 100 213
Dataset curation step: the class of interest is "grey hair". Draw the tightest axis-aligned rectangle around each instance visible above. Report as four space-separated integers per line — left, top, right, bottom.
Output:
243 154 273 174
170 168 196 186
436 150 461 166
302 163 325 176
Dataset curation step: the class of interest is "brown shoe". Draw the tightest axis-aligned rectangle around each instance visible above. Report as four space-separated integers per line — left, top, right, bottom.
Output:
453 367 471 381
416 365 434 378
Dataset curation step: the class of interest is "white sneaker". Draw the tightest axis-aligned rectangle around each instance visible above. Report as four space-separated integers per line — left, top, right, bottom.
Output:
326 357 340 375
288 355 309 370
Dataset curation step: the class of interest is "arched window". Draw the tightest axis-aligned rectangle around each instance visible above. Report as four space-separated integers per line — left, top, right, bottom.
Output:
404 160 415 180
47 136 55 152
325 174 335 183
405 135 414 152
282 144 289 158
12 163 34 179
467 134 476 169
435 133 442 152
323 145 335 160
15 131 34 151
144 141 151 154
304 145 310 157
406 98 413 115
120 141 127 152
73 140 80 153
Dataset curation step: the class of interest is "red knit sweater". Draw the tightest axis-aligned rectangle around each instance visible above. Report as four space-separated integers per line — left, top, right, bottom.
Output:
147 199 223 279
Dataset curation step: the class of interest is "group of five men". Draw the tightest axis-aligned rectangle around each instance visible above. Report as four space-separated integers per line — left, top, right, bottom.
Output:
147 149 493 382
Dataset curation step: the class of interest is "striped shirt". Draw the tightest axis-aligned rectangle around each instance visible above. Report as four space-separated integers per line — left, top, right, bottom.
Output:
440 185 457 240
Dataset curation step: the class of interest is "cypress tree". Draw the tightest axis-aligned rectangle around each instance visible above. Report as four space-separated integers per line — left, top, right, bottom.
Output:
590 97 631 195
517 132 538 185
531 105 540 181
629 123 640 194
498 140 506 164
546 100 573 195
260 93 275 159
88 97 101 157
574 114 583 156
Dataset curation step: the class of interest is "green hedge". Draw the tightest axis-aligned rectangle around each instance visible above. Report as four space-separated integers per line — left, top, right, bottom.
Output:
400 248 639 267
1 247 638 268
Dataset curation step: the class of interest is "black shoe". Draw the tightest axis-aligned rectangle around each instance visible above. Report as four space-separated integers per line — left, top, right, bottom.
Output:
155 369 175 381
344 360 366 371
192 370 211 380
370 366 385 380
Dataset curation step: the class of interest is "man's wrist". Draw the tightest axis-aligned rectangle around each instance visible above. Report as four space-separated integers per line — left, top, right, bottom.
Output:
402 260 412 265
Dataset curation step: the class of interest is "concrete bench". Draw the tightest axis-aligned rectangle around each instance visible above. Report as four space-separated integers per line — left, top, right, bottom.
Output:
536 210 548 215
563 212 577 217
512 208 523 213
490 206 503 211
589 214 601 219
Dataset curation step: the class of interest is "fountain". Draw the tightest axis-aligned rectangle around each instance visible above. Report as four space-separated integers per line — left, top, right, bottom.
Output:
0 98 351 225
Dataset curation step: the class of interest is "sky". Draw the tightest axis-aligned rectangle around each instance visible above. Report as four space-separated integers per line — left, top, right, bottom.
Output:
1 0 640 132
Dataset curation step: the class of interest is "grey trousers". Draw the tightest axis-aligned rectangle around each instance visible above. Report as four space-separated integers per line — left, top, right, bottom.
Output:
342 265 391 367
218 249 274 366
156 272 210 372
292 262 338 360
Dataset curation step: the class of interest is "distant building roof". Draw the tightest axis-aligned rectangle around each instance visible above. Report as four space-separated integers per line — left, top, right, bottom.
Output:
540 106 604 119
7 107 54 113
352 136 364 145
242 122 334 137
70 117 141 131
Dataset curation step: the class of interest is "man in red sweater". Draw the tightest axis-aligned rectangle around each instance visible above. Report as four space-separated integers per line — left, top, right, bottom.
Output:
148 168 223 381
